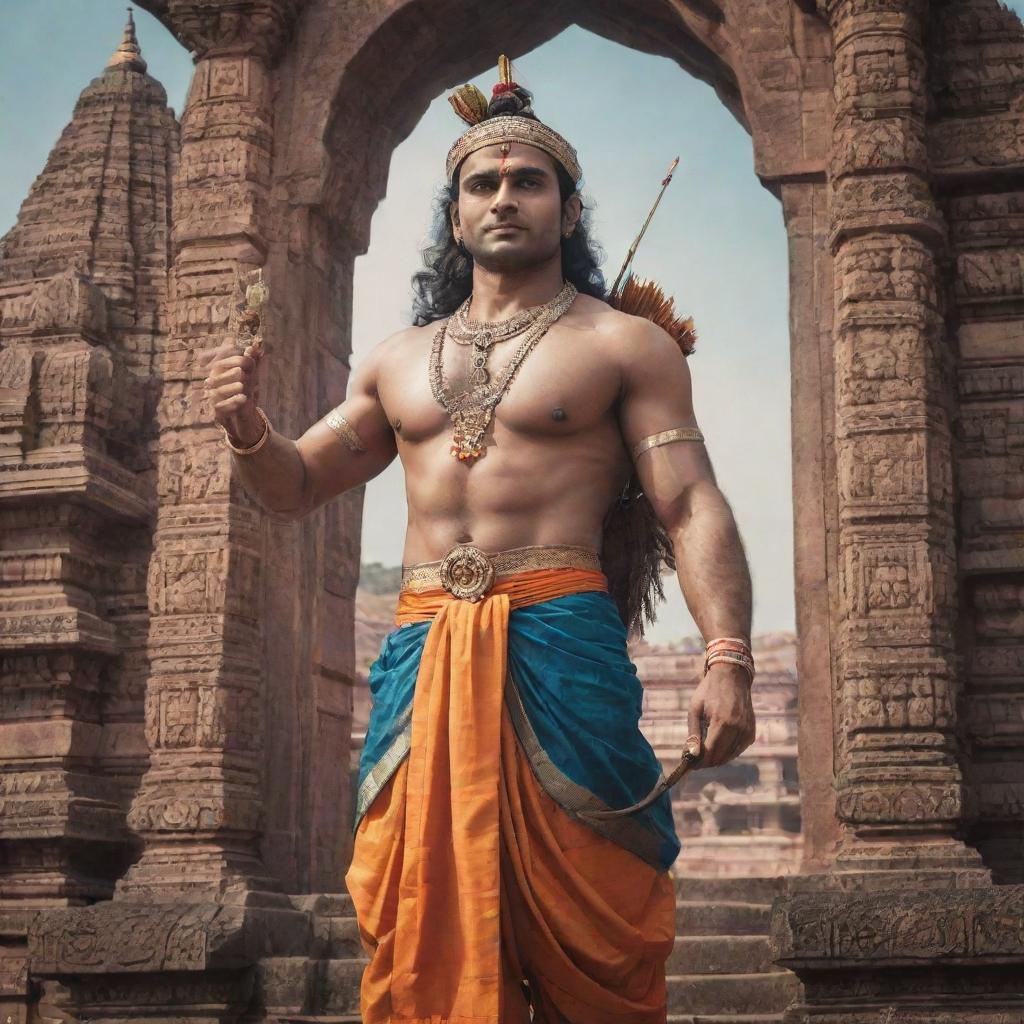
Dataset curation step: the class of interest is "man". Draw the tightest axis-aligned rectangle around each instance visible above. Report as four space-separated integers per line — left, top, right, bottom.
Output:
203 56 755 1024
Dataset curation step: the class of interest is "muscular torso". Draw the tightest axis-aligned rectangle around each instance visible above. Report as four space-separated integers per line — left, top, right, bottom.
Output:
374 294 633 565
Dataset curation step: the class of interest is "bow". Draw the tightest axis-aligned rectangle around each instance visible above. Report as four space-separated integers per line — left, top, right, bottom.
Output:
579 720 707 821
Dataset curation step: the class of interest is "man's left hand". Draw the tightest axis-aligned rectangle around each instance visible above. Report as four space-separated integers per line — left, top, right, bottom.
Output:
687 662 756 768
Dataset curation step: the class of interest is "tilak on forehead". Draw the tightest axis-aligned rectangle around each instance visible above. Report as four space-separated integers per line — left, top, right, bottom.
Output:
446 54 583 187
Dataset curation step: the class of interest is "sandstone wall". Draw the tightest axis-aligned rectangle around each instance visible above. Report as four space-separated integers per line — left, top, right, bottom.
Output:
2 2 1023 1022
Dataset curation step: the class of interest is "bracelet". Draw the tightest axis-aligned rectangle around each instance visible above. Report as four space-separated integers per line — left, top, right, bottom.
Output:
703 636 755 685
221 405 271 455
706 651 755 684
631 426 705 461
325 406 368 453
703 637 751 667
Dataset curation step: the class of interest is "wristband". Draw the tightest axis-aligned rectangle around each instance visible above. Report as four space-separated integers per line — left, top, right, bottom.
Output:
703 636 755 685
221 405 271 455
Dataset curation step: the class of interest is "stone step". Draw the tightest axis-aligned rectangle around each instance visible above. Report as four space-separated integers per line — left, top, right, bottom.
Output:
291 893 355 917
317 957 367 1015
666 1016 786 1023
259 957 317 1012
320 915 362 958
676 900 772 935
675 875 789 905
293 958 797 1018
666 971 799 1016
668 934 774 975
277 1010 787 1024
271 1017 361 1024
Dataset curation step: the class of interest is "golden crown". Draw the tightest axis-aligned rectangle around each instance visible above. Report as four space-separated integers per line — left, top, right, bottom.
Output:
445 55 582 187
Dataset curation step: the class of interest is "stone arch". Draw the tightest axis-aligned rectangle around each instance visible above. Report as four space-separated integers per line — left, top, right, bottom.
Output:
275 0 825 244
262 0 839 877
11 1 1024 1019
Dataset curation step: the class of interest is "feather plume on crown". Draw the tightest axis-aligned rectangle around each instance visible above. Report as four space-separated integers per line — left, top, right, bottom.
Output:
449 84 489 126
448 54 523 126
444 55 578 184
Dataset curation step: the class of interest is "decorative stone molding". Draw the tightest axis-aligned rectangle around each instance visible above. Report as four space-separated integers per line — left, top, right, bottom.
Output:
772 885 1024 966
139 0 309 62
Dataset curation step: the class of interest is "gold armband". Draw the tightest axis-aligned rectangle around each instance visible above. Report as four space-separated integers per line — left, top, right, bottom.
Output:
631 426 704 461
325 407 367 454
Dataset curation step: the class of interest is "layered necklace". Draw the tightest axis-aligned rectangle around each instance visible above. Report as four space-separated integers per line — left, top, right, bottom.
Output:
430 280 578 462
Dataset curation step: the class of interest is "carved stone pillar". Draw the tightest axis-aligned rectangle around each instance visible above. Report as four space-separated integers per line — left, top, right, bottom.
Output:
117 0 307 902
21 7 319 1024
771 3 1024 1019
927 0 1024 887
822 0 984 879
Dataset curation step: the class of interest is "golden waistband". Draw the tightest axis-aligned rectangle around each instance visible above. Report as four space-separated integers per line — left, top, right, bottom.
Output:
400 542 603 602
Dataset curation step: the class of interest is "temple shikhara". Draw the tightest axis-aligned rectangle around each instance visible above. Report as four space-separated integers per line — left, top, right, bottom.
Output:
2 2 1024 1023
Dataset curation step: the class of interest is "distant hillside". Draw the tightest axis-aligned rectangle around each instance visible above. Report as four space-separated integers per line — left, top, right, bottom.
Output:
359 561 403 595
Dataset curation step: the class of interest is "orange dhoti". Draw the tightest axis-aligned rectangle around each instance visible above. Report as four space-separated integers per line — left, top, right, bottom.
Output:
344 554 679 1024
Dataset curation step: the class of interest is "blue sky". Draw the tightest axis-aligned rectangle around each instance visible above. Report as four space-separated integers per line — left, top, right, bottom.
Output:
8 3 996 642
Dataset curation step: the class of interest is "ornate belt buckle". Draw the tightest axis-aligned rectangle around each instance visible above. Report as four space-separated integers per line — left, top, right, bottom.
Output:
438 544 496 602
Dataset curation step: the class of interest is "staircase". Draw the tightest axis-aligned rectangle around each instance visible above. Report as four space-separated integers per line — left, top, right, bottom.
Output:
667 874 800 1023
264 876 799 1023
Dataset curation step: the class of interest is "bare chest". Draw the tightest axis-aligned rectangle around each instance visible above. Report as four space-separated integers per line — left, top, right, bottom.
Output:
377 323 621 444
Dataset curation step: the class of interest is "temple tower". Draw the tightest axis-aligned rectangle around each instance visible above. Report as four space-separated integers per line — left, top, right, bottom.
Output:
0 9 179 1013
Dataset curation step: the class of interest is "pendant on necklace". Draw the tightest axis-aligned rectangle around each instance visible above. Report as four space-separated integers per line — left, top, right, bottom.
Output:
470 345 490 387
450 407 491 462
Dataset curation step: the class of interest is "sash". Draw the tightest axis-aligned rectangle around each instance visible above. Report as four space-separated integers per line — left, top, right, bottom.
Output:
349 566 679 1021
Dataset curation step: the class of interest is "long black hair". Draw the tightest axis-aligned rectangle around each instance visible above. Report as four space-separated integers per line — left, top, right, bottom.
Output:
411 86 607 325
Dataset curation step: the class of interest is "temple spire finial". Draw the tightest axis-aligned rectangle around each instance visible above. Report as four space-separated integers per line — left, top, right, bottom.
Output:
106 7 148 74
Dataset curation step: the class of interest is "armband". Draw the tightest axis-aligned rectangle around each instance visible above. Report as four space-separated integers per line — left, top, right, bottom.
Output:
630 426 704 461
325 407 367 454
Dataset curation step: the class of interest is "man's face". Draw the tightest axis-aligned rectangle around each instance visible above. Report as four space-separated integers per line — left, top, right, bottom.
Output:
451 142 581 273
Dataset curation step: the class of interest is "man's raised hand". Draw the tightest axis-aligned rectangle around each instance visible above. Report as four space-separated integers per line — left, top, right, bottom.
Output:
201 340 264 447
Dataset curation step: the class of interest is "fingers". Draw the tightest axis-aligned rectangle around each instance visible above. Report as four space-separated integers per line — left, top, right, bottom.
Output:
197 339 262 372
198 340 242 369
702 721 755 768
214 392 251 413
207 352 258 374
687 694 704 758
722 733 747 765
212 381 247 402
722 727 757 766
200 340 263 433
202 346 260 397
702 721 731 768
204 359 256 388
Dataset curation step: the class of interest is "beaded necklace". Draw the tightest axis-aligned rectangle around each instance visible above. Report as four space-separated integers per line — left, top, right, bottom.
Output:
429 281 577 462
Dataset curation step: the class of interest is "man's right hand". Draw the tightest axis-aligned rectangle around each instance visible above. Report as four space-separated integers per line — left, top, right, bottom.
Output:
202 340 264 446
